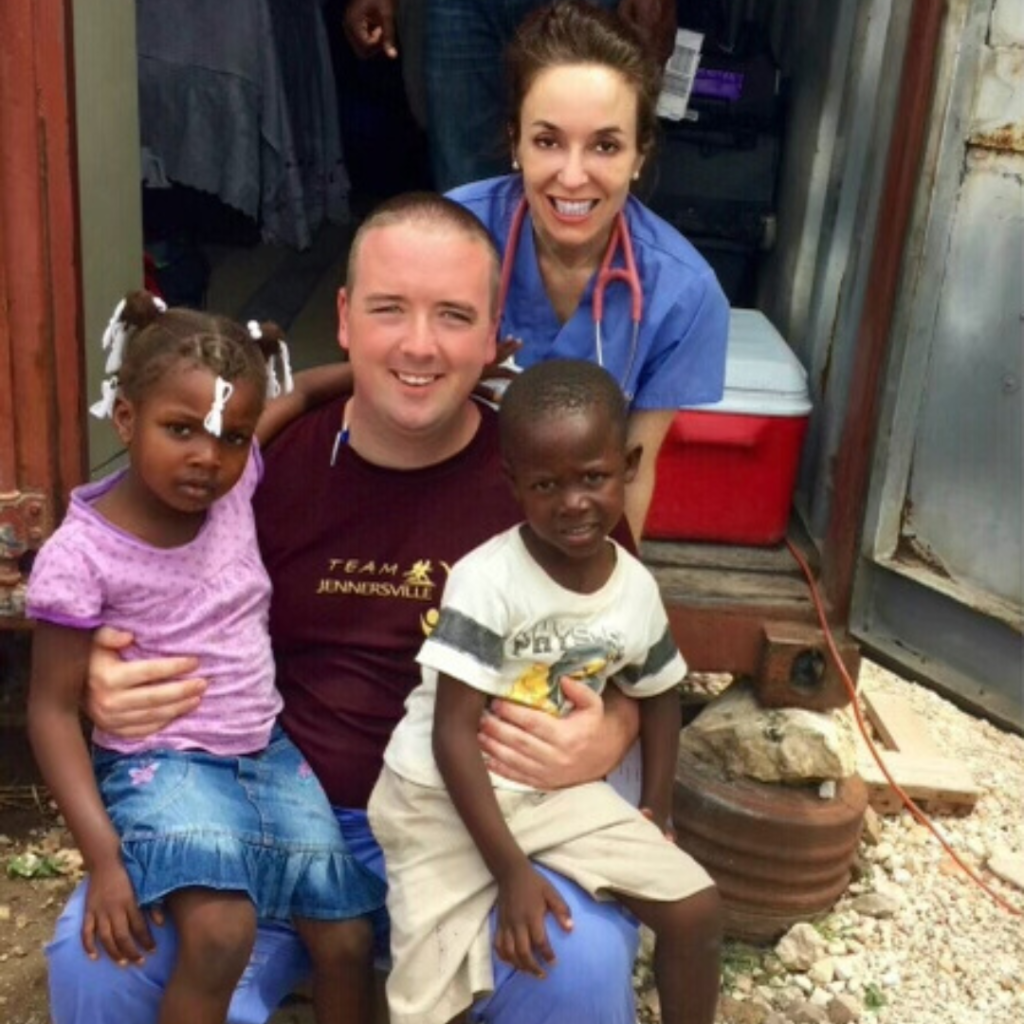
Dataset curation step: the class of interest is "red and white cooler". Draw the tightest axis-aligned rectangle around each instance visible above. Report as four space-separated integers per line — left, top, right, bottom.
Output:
644 309 812 546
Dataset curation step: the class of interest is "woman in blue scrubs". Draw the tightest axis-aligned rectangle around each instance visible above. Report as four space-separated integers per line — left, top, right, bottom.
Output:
450 0 729 538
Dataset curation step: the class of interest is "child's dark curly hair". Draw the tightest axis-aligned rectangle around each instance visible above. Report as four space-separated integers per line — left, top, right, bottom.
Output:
115 291 286 406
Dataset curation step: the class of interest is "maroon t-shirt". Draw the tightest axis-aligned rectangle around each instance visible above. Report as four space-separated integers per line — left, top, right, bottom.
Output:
253 399 521 809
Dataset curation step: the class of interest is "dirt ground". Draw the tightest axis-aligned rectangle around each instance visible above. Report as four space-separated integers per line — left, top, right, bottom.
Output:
0 797 344 1024
0 799 74 1024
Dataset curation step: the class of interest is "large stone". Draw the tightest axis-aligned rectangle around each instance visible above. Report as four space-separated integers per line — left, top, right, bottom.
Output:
719 995 770 1023
680 682 858 783
827 994 863 1023
775 922 831 971
849 892 902 918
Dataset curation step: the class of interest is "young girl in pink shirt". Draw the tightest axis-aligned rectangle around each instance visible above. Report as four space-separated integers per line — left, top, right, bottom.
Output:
26 292 383 1024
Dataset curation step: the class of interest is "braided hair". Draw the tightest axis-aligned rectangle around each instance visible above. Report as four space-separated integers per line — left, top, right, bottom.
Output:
90 291 292 419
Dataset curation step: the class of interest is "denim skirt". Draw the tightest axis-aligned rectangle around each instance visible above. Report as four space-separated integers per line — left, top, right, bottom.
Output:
94 726 386 922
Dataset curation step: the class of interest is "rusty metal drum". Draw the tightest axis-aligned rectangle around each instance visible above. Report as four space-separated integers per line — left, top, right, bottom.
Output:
673 746 868 942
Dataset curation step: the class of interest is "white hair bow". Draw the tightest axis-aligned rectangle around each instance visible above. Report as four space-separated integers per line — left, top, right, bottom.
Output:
100 296 166 375
89 376 119 419
101 300 128 375
203 376 234 437
249 320 294 398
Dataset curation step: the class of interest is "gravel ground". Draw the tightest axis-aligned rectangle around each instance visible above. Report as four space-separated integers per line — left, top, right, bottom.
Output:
635 660 1024 1024
3 660 1021 1023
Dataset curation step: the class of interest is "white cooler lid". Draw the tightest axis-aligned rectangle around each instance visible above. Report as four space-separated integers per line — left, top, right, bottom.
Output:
685 309 812 417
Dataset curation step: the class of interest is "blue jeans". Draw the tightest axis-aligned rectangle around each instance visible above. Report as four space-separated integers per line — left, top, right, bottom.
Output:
47 808 639 1023
424 0 617 192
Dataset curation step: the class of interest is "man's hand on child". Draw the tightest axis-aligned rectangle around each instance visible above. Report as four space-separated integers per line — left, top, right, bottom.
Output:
479 676 622 788
86 626 206 737
82 862 156 966
494 862 573 978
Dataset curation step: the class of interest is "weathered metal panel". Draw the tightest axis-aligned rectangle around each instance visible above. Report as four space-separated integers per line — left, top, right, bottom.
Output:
903 151 1022 609
853 0 1024 728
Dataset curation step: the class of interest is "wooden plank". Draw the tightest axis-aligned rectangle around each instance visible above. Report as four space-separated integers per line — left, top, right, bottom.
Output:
641 516 822 574
855 749 980 816
852 713 980 816
642 540 804 574
653 566 814 605
862 691 941 757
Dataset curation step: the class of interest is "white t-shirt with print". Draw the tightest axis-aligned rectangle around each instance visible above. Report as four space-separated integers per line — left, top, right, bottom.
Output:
384 525 686 792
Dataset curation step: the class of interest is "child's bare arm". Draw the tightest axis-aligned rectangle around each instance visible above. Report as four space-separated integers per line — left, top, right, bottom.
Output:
637 687 682 837
433 674 571 977
27 622 155 963
256 363 354 446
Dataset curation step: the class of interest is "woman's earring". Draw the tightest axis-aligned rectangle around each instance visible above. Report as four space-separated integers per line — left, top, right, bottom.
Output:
632 169 641 181
512 158 520 171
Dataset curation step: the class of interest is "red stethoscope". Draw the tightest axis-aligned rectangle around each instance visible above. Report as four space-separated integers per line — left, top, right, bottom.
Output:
497 197 644 396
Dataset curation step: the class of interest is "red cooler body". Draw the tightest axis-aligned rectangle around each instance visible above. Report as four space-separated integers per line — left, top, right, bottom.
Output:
645 310 811 545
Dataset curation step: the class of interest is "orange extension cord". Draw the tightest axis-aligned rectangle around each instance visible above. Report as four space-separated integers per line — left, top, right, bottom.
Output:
784 538 1022 917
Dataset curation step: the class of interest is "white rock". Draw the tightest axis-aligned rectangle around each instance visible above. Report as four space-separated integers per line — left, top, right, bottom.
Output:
680 682 858 782
776 923 831 971
873 877 905 901
832 954 864 982
987 850 1024 892
849 892 902 918
809 986 832 1007
967 837 989 859
809 958 836 986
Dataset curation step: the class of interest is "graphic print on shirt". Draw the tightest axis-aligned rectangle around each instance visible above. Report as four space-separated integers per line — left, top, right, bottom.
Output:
315 557 450 601
504 620 626 716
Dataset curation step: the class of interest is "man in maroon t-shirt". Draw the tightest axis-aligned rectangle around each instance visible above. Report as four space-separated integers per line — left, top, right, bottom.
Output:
45 194 707 1024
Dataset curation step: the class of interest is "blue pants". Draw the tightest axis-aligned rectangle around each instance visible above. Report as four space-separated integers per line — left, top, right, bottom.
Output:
424 0 617 192
47 808 639 1023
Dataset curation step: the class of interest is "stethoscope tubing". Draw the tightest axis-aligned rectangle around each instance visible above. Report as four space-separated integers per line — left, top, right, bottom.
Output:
496 197 644 397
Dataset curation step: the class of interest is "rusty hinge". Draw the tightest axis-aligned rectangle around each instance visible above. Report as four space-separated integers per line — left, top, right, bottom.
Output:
0 491 51 619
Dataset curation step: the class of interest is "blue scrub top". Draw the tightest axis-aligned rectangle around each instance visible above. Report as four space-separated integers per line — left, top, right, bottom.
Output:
448 174 729 411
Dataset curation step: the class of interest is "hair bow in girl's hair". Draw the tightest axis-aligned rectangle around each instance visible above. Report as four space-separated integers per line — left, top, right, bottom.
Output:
101 299 128 376
89 376 119 420
249 319 295 398
203 376 235 437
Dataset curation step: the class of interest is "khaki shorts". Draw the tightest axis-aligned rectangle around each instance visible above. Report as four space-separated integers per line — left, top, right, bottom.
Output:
368 767 713 1024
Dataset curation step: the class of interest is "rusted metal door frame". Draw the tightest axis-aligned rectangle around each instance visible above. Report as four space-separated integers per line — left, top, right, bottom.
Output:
821 0 946 620
0 0 85 623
